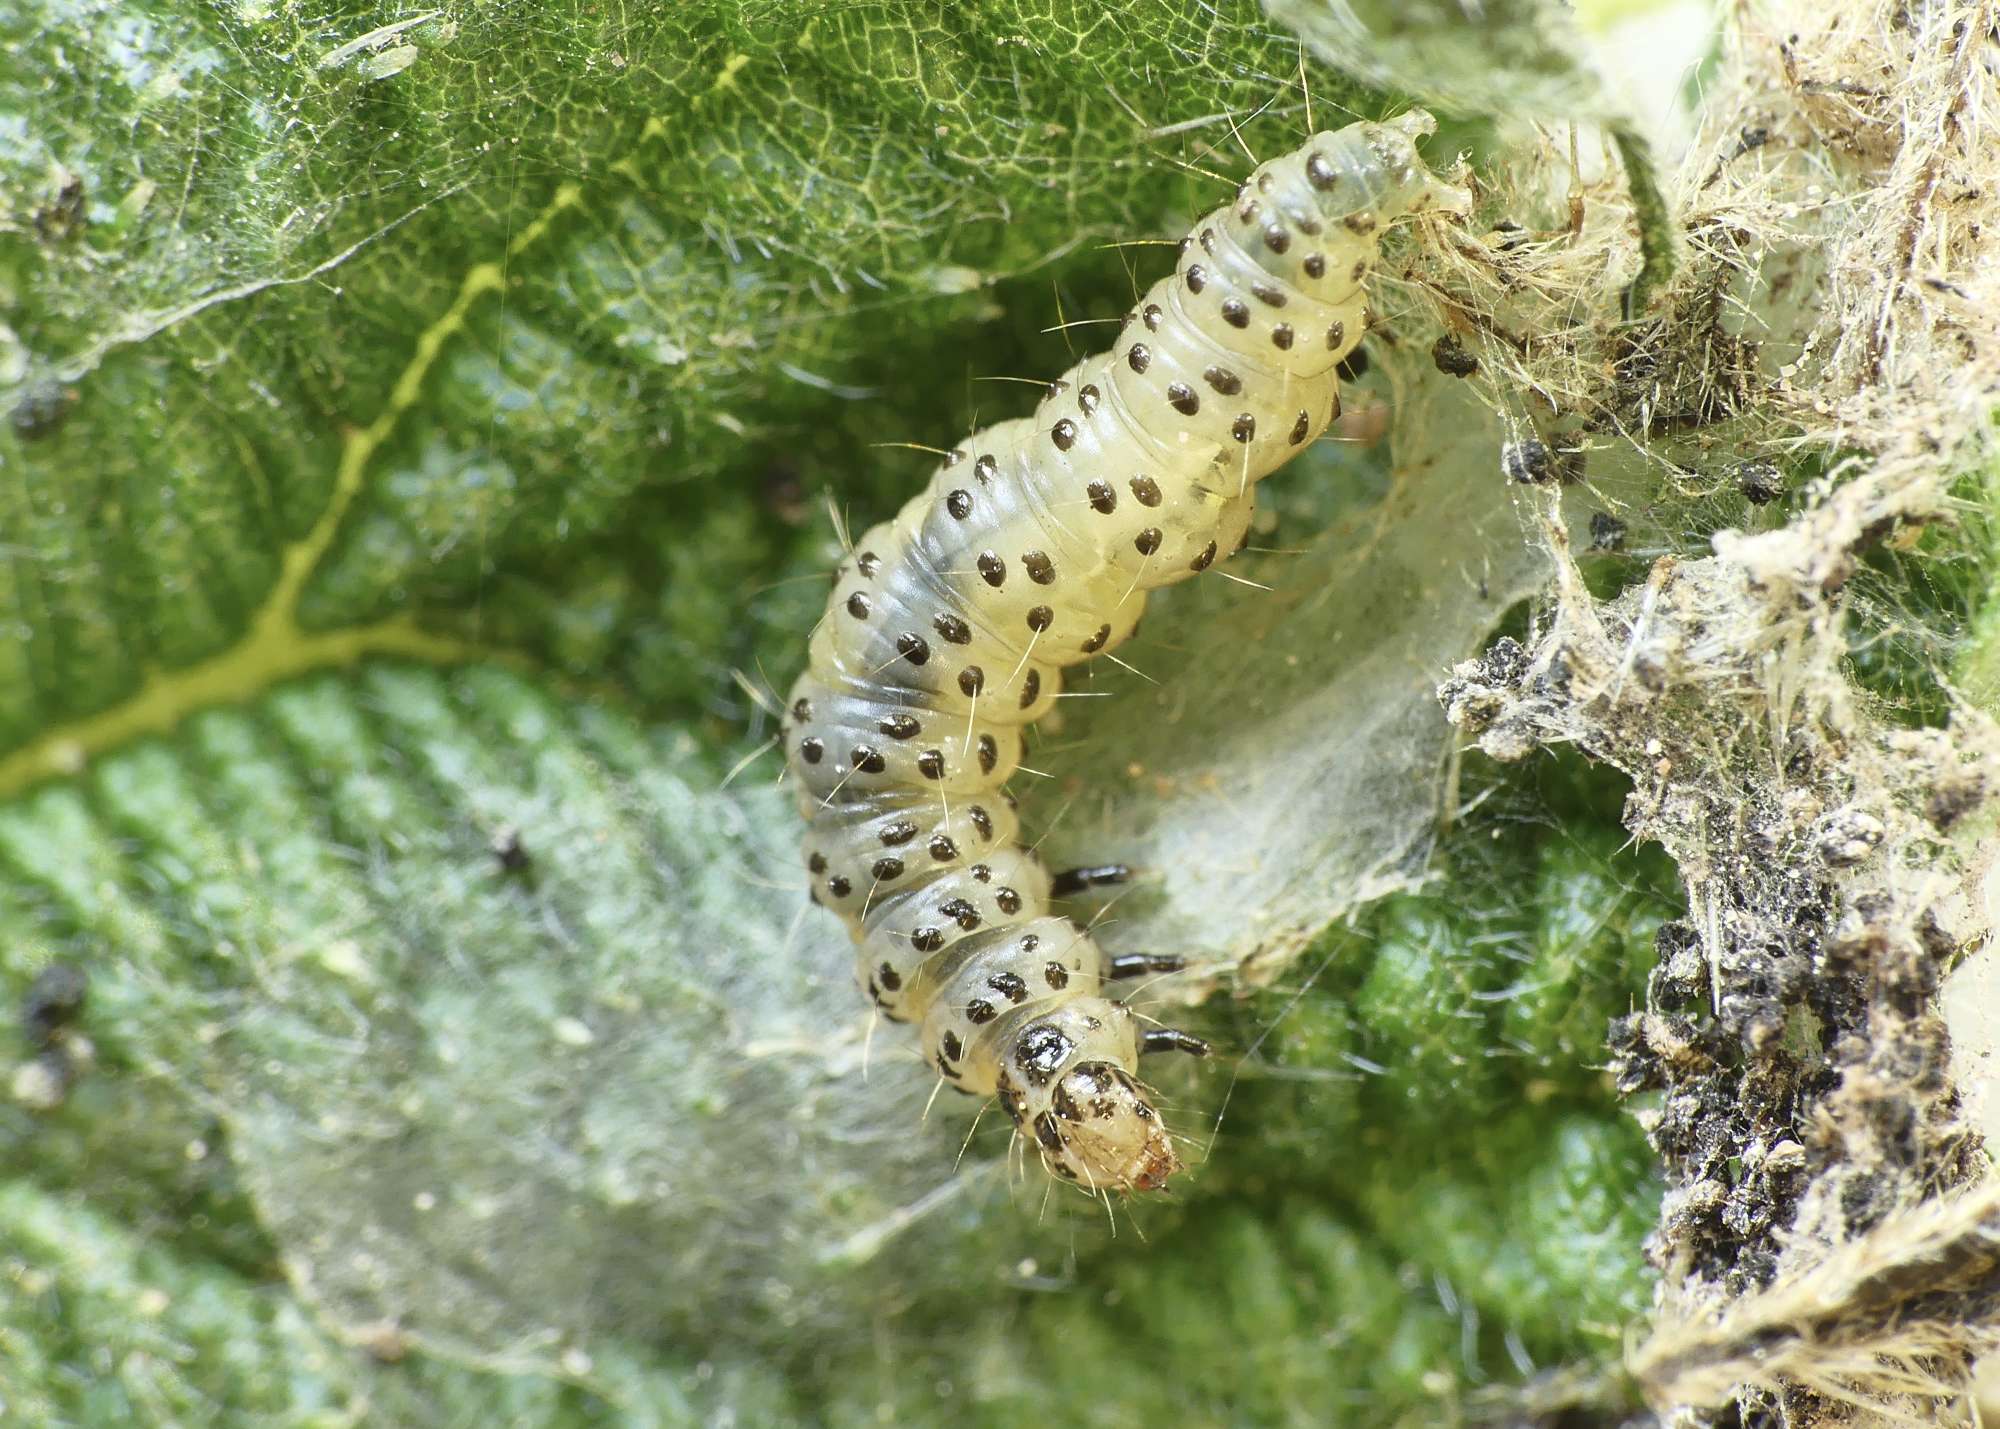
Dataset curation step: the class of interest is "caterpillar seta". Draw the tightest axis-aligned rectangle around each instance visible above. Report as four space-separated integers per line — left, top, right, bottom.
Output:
786 112 1468 1193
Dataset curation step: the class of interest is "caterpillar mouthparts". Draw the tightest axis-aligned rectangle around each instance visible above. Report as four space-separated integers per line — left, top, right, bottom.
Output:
787 112 1465 1194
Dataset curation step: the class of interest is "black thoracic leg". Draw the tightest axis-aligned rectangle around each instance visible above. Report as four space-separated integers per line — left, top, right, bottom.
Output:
1140 1028 1210 1058
1107 952 1185 980
1049 863 1132 898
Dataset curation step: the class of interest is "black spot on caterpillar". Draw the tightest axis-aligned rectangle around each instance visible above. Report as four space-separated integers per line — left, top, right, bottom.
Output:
787 112 1468 1194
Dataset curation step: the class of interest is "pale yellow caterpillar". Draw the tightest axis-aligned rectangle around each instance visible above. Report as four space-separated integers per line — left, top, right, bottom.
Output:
786 112 1468 1193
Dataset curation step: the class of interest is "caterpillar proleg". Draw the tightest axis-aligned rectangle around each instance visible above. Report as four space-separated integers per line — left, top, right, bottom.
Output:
786 112 1468 1193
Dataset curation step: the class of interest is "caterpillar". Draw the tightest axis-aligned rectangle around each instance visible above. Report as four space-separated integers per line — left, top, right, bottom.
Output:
786 111 1468 1194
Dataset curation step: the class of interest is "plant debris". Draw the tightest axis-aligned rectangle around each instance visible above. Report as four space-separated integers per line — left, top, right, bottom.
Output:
1416 0 2000 1420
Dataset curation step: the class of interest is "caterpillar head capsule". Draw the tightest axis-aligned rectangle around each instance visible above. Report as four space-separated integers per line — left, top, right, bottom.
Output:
1038 1061 1182 1193
997 1000 1182 1194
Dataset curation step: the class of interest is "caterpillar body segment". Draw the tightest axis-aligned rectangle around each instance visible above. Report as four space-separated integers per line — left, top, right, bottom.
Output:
786 112 1467 1194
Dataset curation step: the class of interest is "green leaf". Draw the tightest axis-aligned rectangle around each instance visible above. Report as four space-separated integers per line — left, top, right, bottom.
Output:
0 661 1673 1423
2 0 1368 768
0 1178 770 1426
